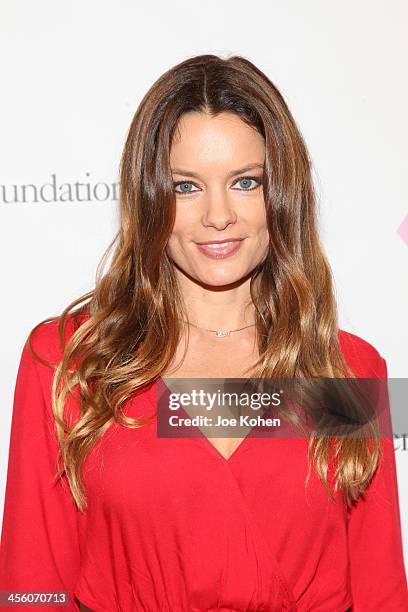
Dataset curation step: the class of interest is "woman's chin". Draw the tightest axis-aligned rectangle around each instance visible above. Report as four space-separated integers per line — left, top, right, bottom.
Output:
193 271 249 288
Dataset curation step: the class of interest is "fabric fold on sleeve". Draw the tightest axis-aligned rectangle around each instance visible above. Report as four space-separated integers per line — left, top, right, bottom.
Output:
346 356 408 610
0 333 82 611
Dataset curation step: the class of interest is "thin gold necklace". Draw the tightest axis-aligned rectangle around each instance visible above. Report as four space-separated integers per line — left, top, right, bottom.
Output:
183 320 256 338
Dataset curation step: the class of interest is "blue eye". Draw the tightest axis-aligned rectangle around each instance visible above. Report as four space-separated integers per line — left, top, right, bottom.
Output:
233 176 262 191
174 181 199 194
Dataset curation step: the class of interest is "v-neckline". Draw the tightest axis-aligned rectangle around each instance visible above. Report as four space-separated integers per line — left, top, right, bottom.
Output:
199 434 250 463
154 377 258 464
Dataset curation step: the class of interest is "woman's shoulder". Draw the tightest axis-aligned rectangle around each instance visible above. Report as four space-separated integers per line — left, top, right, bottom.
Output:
338 328 387 378
26 310 89 364
24 318 388 378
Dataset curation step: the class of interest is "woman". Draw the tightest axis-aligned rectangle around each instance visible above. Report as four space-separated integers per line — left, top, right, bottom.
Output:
0 54 407 611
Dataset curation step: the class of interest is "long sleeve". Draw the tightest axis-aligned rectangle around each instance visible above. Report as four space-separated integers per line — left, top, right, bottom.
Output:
0 330 81 611
346 357 408 610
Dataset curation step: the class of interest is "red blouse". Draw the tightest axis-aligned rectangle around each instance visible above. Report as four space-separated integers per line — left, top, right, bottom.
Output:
0 317 407 611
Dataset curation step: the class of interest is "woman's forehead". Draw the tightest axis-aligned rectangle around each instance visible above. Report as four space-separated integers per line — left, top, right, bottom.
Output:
170 112 265 172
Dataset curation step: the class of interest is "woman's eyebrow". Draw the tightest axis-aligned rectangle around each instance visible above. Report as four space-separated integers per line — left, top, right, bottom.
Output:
171 163 264 179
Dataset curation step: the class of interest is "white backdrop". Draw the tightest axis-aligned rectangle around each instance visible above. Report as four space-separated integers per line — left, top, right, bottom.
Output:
1 0 407 569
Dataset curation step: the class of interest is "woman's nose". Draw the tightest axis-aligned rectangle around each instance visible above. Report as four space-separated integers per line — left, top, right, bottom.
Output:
202 190 237 229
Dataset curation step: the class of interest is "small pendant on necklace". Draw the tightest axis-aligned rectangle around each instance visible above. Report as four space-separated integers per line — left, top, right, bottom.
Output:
215 330 231 337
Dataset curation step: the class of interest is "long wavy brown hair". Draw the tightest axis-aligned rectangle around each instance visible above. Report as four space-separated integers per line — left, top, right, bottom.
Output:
28 53 381 512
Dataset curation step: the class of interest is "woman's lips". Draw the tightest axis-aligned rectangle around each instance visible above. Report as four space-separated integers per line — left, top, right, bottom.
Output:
195 239 244 259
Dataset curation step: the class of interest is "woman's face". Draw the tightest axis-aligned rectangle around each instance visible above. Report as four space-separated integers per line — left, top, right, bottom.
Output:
167 111 269 288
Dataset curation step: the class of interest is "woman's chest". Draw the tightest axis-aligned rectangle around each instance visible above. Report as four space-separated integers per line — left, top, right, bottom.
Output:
81 417 345 533
78 419 348 611
160 338 263 460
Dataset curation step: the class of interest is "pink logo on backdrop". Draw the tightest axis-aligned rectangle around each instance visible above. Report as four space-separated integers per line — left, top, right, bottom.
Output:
397 214 408 247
